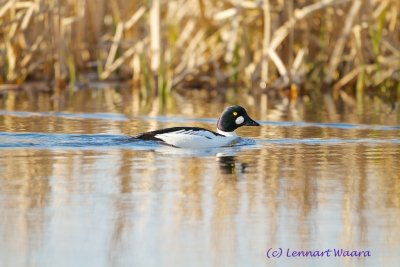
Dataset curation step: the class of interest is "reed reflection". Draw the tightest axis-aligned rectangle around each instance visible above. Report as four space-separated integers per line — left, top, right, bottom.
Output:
0 88 400 266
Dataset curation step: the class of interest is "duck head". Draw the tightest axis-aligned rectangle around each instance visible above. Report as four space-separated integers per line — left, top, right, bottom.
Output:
217 105 260 134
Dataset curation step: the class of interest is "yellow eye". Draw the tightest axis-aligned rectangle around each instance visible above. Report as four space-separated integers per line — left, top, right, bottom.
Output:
233 112 237 116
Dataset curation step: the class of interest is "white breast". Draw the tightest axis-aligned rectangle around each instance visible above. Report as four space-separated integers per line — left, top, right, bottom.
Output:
155 129 238 148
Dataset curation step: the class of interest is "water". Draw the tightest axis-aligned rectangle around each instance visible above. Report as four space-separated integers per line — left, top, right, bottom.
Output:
0 88 400 267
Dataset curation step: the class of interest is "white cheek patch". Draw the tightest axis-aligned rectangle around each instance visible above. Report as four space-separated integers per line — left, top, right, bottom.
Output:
235 116 244 125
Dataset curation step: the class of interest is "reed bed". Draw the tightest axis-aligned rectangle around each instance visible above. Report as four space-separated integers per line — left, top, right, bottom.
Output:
0 0 399 99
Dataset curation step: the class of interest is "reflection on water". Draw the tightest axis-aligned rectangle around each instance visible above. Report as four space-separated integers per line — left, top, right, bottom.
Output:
0 88 400 267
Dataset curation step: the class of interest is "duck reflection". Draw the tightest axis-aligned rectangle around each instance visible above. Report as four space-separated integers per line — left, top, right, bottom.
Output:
155 145 252 175
216 153 248 175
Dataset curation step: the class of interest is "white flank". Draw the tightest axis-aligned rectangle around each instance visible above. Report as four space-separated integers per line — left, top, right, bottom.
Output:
155 130 238 148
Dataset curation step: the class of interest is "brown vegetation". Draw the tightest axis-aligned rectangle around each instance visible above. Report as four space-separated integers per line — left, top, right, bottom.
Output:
0 0 399 97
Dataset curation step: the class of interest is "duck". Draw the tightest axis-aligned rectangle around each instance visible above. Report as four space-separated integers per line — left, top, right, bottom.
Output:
134 105 260 148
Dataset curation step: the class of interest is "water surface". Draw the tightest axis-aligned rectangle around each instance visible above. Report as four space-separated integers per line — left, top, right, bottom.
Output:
0 89 399 267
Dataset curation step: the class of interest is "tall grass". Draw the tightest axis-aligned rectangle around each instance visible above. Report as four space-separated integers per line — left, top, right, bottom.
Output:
0 0 399 98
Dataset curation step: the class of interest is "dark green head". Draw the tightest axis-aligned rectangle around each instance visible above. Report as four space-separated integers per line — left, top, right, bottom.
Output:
217 105 260 132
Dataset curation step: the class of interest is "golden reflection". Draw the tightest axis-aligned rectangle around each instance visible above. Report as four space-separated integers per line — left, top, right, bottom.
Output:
0 137 399 266
175 158 205 221
212 162 240 266
0 88 400 266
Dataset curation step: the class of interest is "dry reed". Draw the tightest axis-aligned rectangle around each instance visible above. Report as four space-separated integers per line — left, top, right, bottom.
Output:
0 0 399 99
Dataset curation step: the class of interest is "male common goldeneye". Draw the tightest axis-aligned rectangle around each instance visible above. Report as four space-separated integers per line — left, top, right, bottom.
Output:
134 105 260 148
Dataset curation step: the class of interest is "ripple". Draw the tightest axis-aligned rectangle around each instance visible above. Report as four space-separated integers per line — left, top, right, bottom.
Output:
260 121 400 131
1 130 399 151
1 110 399 131
0 132 151 150
0 132 260 151
259 138 400 145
